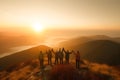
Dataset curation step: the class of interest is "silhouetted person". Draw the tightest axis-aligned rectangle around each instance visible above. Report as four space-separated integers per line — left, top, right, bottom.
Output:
63 48 72 64
39 51 44 69
51 49 59 64
74 51 80 69
58 48 64 64
46 50 52 65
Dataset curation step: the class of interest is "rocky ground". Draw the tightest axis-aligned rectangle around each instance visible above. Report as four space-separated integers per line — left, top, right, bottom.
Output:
0 59 120 80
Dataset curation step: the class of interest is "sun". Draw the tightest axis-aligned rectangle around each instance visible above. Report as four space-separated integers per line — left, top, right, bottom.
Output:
32 23 44 32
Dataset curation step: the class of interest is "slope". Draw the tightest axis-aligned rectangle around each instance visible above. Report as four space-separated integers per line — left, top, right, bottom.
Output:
0 45 50 71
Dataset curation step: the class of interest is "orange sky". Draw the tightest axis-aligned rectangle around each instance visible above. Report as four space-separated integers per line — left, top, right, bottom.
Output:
0 0 120 31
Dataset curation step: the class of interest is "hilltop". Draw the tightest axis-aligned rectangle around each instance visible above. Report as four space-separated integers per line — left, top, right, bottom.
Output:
0 58 120 80
0 45 50 71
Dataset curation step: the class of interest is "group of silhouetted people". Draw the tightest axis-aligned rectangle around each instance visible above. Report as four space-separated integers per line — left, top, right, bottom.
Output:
39 48 81 69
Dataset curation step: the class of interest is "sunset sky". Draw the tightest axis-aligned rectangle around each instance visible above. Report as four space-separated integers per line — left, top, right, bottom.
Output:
0 0 120 58
0 0 120 31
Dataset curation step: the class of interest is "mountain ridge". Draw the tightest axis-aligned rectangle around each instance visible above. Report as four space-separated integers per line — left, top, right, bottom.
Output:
0 45 50 71
72 40 120 65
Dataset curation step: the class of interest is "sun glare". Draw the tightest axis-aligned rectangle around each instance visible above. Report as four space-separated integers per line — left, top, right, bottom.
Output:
32 23 44 32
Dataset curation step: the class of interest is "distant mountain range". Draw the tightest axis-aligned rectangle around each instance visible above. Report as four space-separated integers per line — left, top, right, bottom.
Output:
0 35 120 71
59 35 120 65
59 35 120 49
0 45 50 71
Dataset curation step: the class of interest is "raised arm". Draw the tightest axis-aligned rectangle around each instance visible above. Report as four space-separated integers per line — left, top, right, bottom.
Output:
51 49 55 54
69 50 74 54
72 50 76 55
62 48 67 53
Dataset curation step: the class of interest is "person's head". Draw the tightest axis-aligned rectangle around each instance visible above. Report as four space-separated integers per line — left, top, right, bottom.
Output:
59 48 61 51
48 49 51 52
77 51 79 54
51 48 53 50
57 48 61 52
40 51 42 53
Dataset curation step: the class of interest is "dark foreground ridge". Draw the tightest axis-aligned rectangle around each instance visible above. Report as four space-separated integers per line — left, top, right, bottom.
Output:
40 64 114 80
48 64 80 80
0 58 119 80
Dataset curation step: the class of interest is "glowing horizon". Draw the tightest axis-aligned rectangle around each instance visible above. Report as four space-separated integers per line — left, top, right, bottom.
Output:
0 0 120 31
